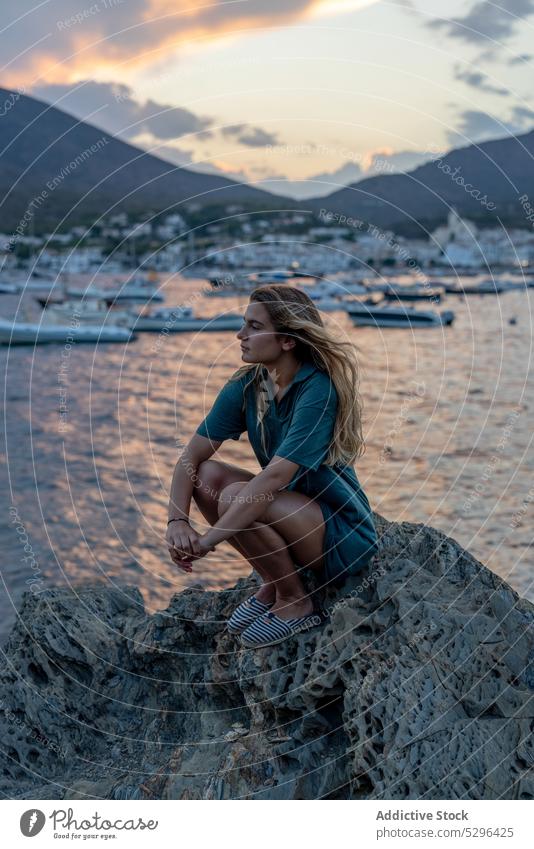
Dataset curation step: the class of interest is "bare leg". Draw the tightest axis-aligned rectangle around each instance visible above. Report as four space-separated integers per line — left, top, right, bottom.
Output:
193 460 325 618
217 482 326 619
191 460 277 603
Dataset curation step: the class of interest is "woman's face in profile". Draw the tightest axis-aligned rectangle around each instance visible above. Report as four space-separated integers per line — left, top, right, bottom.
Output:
236 302 289 365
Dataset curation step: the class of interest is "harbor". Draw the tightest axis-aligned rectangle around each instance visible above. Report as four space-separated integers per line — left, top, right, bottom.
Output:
1 269 532 647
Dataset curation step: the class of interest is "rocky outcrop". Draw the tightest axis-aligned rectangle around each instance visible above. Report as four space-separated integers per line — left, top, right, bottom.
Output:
1 514 533 800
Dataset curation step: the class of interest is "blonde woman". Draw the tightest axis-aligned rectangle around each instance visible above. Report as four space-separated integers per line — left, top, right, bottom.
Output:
165 285 378 648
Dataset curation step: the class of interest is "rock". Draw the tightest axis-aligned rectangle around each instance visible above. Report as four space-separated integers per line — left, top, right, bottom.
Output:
0 513 532 800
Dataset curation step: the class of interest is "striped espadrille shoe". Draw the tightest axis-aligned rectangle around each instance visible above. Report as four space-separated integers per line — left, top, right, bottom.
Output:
240 609 322 648
226 594 274 634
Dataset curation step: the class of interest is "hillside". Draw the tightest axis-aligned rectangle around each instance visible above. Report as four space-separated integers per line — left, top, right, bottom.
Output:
308 130 534 236
0 87 284 234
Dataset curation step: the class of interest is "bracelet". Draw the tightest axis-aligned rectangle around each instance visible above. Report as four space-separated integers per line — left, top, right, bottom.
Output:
167 517 190 526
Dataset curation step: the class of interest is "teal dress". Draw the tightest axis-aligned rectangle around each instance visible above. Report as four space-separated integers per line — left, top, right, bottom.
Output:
196 360 379 588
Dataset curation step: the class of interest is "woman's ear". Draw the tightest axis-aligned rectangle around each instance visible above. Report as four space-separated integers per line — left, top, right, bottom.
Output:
281 335 296 351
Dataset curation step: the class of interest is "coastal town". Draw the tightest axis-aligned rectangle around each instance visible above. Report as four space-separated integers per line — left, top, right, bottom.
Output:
2 206 534 280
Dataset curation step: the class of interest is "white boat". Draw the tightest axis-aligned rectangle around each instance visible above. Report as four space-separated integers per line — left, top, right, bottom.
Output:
0 316 134 345
133 306 244 332
40 298 136 328
476 278 524 292
307 295 347 312
325 279 368 296
444 279 523 295
347 303 455 328
382 284 444 302
206 273 255 295
17 275 64 295
67 273 163 303
0 281 20 294
247 270 298 283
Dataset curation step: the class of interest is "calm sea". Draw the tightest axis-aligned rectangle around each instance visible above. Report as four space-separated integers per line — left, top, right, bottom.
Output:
1 273 532 644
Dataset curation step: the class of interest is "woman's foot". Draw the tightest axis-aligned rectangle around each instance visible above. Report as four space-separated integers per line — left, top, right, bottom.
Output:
255 583 276 605
271 595 314 620
226 594 274 634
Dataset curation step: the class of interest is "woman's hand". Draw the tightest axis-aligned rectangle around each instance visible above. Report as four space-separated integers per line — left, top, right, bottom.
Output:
166 520 201 573
165 521 215 573
183 534 216 562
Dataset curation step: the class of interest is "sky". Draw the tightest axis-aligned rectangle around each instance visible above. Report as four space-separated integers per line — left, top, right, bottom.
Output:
3 0 534 198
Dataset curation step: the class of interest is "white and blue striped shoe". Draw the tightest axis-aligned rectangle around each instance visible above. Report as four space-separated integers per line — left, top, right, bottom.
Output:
240 609 322 648
226 594 274 635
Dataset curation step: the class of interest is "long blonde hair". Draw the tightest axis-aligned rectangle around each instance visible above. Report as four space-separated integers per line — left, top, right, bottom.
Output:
231 284 365 466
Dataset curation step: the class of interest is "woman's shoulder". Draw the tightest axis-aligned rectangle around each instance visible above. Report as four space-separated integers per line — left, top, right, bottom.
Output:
301 366 339 405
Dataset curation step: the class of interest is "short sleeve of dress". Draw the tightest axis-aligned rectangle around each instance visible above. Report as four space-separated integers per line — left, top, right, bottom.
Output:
274 378 338 472
195 375 246 442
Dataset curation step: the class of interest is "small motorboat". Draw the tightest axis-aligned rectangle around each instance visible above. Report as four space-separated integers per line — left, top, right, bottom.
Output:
0 281 20 294
444 279 524 295
347 303 455 328
40 298 136 328
0 316 134 345
17 274 64 295
67 273 164 303
382 284 444 302
247 270 298 283
132 306 244 332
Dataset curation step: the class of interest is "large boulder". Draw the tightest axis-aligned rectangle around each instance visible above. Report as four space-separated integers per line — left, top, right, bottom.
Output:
1 514 532 799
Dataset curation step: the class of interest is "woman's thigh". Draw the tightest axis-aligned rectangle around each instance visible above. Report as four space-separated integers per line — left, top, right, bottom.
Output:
258 490 327 571
192 458 255 523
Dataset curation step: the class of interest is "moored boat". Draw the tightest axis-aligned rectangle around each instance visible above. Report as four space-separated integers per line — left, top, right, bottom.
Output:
347 303 454 328
132 306 244 332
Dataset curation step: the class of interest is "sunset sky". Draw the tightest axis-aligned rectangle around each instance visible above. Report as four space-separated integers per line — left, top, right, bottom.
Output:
3 1 534 197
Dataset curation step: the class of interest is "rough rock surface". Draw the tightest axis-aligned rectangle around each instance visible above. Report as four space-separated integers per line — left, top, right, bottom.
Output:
0 514 533 800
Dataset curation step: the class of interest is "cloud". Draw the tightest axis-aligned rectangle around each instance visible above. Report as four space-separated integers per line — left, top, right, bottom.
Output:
249 149 433 199
508 53 533 65
427 0 534 45
32 80 283 165
221 124 279 147
453 66 509 96
446 107 534 145
365 149 432 175
1 0 359 86
32 80 212 142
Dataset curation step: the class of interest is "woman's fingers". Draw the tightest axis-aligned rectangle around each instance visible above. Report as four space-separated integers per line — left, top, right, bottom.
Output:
189 533 202 557
168 546 193 572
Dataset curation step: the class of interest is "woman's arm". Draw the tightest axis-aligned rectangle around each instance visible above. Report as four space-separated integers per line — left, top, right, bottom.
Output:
200 457 299 549
166 434 222 570
167 433 221 522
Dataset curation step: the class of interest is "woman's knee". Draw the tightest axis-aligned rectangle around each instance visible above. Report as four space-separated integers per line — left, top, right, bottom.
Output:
192 459 226 504
217 481 249 517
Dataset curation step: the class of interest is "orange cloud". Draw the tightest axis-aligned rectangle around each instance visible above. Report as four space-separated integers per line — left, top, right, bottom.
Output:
3 0 368 87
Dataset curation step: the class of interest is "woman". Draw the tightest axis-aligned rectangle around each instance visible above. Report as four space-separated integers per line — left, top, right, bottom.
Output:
165 284 378 648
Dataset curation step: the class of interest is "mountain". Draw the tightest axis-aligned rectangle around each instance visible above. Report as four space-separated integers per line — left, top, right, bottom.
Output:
0 87 285 234
307 130 534 236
